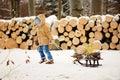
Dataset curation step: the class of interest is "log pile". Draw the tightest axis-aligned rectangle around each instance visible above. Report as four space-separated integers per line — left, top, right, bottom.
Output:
0 14 120 50
0 17 38 49
52 14 120 50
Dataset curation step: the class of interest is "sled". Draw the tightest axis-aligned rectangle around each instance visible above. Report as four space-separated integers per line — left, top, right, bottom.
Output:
72 51 103 67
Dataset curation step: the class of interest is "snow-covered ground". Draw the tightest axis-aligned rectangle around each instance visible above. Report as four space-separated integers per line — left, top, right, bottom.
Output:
0 49 120 80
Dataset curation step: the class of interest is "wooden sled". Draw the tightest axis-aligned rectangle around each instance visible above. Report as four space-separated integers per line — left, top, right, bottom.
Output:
72 51 103 67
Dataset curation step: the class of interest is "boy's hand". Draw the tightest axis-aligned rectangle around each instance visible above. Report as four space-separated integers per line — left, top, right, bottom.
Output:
49 39 54 45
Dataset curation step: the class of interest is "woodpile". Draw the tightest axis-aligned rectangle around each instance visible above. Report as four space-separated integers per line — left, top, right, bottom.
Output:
52 14 120 50
0 17 37 49
0 14 120 50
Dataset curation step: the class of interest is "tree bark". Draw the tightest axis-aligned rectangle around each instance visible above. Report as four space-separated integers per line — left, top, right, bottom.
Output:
28 0 35 16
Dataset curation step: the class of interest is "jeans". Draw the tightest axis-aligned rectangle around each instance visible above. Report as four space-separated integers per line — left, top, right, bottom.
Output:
37 45 53 60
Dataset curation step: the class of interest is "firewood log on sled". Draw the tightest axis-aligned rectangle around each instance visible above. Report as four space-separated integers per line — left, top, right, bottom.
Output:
72 45 103 67
72 51 103 67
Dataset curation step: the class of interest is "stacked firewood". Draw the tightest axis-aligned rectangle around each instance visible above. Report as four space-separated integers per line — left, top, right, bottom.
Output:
0 15 57 50
0 14 119 50
52 14 120 50
0 17 38 49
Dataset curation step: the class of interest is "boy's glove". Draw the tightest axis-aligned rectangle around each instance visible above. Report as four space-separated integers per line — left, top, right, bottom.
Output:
49 39 54 45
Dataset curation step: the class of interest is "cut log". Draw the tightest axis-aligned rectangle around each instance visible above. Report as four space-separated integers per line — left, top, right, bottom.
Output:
67 40 72 47
76 45 87 54
77 24 84 31
30 29 37 36
92 40 101 50
72 37 80 45
102 42 109 50
65 37 69 42
21 33 26 40
58 26 64 33
22 19 27 23
105 32 111 38
16 36 22 44
4 22 9 28
110 42 116 49
90 16 97 21
102 21 109 29
68 31 75 38
27 18 34 24
105 15 113 22
19 27 23 32
88 20 94 28
116 44 120 50
113 30 118 36
26 39 33 46
23 26 29 33
88 38 95 43
59 35 65 41
103 28 108 33
15 23 19 30
60 42 67 50
89 32 94 38
81 29 86 36
0 31 3 37
69 18 77 27
0 22 4 31
108 28 113 33
63 32 68 37
0 39 5 49
94 31 103 40
85 24 90 31
110 20 118 29
65 25 72 32
80 36 87 43
0 22 8 31
20 42 28 49
79 16 88 25
5 38 18 49
75 30 81 37
92 26 97 31
96 25 102 31
10 19 16 27
82 43 88 48
111 36 118 43
2 33 8 40
96 15 102 21
0 31 6 39
15 30 19 36
70 45 76 50
11 32 17 39
59 19 68 26
96 20 101 25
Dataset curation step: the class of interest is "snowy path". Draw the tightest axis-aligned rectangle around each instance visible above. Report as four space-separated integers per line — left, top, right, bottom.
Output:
0 49 120 80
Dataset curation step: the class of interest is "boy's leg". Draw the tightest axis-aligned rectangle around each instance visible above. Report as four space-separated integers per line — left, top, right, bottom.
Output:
37 46 46 63
43 45 54 64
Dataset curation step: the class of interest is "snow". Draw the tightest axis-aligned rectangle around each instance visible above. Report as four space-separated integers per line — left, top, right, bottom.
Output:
0 49 120 80
0 15 57 27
